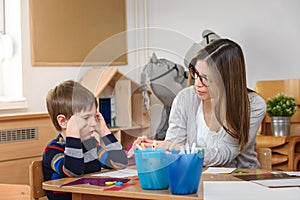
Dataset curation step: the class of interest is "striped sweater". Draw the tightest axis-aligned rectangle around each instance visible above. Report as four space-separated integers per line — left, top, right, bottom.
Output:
42 133 128 200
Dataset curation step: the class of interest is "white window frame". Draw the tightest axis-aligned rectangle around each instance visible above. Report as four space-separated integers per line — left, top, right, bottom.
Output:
0 0 27 111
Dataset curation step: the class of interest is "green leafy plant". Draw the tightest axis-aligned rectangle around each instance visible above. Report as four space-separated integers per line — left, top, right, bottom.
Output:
266 93 297 117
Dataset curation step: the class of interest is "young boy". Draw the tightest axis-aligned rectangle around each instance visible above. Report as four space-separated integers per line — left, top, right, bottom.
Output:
43 80 128 200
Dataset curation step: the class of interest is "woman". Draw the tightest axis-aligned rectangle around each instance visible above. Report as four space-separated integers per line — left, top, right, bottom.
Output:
131 39 266 169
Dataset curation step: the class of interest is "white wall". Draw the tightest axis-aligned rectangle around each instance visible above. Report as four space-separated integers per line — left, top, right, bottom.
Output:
145 0 300 88
20 0 144 113
21 0 88 112
16 0 300 135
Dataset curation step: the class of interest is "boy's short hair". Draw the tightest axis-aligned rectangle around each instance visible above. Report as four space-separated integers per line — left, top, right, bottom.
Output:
46 80 98 131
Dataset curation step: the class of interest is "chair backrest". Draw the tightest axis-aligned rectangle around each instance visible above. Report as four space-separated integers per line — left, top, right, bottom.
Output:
0 183 31 200
255 79 300 136
29 160 46 200
256 147 272 170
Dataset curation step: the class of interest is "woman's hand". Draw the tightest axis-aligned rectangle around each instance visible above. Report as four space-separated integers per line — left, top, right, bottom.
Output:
127 137 167 158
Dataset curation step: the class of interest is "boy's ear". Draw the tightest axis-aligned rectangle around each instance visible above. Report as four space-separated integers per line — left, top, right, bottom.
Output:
57 114 68 129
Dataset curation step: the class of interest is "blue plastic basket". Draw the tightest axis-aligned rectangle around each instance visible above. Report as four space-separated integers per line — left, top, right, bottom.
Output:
167 150 204 195
134 148 169 190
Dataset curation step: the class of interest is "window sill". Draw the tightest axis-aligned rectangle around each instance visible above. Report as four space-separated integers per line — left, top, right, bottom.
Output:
0 97 28 110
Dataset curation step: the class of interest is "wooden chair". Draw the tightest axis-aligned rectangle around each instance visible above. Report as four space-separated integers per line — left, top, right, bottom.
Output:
0 183 31 200
255 79 300 136
256 135 300 171
29 160 46 200
256 147 272 170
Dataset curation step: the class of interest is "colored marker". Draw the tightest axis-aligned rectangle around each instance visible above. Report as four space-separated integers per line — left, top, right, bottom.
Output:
167 138 178 152
185 143 190 154
136 143 143 150
127 151 134 158
179 145 185 154
235 170 248 174
105 181 116 186
198 148 204 154
115 181 123 186
152 140 157 151
140 142 146 150
190 143 196 154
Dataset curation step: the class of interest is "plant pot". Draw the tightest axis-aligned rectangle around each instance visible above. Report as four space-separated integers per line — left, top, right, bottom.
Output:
270 116 291 136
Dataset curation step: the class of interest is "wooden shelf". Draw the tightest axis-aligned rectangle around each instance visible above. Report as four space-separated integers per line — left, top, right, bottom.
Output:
80 68 151 146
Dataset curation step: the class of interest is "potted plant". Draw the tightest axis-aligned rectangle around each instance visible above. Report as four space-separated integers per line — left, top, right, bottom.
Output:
266 93 297 136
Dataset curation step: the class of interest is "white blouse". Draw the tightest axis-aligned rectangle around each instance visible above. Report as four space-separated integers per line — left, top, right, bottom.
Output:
196 101 238 167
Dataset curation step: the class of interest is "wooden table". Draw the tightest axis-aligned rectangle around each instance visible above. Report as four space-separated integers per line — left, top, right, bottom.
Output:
42 168 266 200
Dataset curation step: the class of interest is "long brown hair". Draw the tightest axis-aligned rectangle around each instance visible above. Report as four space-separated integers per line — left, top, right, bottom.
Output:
191 39 250 151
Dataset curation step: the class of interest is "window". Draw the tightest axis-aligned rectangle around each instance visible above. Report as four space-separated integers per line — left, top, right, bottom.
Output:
0 0 27 111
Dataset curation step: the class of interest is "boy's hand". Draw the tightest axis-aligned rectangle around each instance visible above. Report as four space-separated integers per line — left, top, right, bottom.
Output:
66 115 87 138
95 112 110 137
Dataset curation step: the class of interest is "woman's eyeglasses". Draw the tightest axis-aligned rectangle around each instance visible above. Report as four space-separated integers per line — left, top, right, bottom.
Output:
188 66 209 87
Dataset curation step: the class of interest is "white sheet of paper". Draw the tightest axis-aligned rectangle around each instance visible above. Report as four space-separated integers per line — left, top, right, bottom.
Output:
204 181 300 200
202 167 236 174
92 168 138 178
251 178 300 188
279 171 300 176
